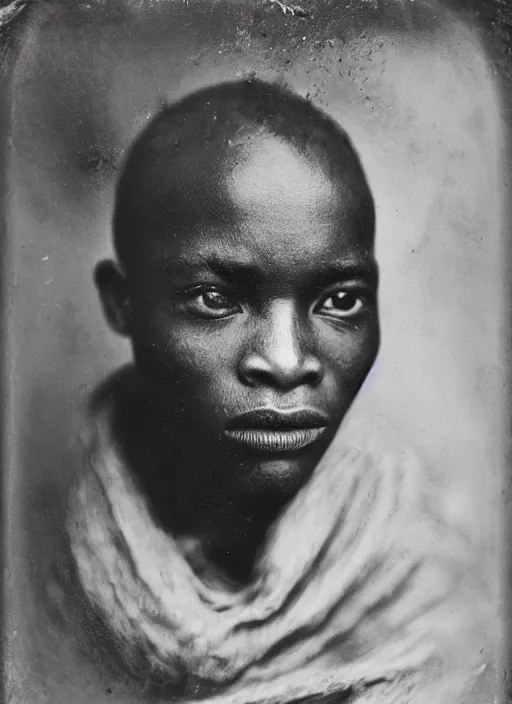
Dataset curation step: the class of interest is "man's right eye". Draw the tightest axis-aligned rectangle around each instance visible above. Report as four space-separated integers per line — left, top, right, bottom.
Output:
185 288 243 319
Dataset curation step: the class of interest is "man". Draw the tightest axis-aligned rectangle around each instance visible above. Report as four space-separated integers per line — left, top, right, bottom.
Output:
55 79 490 702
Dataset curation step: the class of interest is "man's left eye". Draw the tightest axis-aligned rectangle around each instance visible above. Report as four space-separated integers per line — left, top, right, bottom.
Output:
317 291 364 318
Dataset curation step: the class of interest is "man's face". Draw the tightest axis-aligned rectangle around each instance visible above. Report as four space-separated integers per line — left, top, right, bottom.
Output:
119 135 379 503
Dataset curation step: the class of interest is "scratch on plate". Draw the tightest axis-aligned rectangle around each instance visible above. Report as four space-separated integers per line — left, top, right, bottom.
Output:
268 0 309 18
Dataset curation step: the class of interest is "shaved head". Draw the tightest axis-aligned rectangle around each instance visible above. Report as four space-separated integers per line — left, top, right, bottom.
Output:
113 79 375 269
97 79 380 540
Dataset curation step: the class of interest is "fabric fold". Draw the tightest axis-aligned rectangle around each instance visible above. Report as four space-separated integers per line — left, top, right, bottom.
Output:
65 370 490 702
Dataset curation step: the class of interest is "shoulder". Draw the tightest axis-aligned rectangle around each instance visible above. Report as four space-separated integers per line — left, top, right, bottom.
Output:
88 363 138 416
343 403 496 664
341 402 482 548
40 539 150 704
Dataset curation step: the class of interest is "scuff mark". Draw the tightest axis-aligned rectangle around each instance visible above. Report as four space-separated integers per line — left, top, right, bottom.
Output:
0 0 30 32
268 0 309 19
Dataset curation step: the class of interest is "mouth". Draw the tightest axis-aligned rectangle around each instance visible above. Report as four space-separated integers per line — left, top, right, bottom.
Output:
225 408 328 453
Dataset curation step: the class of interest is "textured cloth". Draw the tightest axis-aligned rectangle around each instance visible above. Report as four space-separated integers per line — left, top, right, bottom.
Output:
63 370 492 703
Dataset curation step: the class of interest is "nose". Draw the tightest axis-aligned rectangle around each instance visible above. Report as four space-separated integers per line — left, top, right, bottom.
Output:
238 301 324 391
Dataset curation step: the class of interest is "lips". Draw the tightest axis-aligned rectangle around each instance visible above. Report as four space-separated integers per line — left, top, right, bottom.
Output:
225 408 328 453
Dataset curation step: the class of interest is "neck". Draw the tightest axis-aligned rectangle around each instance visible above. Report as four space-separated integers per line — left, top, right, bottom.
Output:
195 502 284 584
111 374 289 584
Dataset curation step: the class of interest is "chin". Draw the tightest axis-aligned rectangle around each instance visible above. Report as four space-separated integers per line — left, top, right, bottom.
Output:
246 457 316 500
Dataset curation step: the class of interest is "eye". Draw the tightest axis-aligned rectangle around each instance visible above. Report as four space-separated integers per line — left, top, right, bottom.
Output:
185 288 243 319
317 291 364 319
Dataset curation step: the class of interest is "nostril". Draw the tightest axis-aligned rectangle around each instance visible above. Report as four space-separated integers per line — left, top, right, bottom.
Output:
300 361 324 389
238 356 275 388
238 352 323 389
303 366 323 387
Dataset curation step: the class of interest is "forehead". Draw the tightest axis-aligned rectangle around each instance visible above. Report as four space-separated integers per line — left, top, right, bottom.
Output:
227 136 337 218
140 207 374 293
138 133 372 264
119 125 377 291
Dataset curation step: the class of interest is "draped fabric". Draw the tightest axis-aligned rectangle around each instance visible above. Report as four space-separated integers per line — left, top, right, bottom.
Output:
65 370 491 703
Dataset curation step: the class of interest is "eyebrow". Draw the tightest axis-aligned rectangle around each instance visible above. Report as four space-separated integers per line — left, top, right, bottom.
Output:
311 260 379 286
164 255 378 287
165 255 261 285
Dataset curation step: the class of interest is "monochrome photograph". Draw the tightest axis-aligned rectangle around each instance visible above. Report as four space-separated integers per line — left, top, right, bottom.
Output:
2 0 509 701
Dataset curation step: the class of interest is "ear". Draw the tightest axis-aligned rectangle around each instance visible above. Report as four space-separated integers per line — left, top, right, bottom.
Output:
94 260 131 337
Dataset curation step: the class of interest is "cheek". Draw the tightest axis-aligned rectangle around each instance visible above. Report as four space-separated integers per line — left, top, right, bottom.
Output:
133 308 240 393
322 322 380 392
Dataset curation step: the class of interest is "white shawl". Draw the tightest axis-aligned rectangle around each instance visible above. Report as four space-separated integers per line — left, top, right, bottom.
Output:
65 378 490 703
